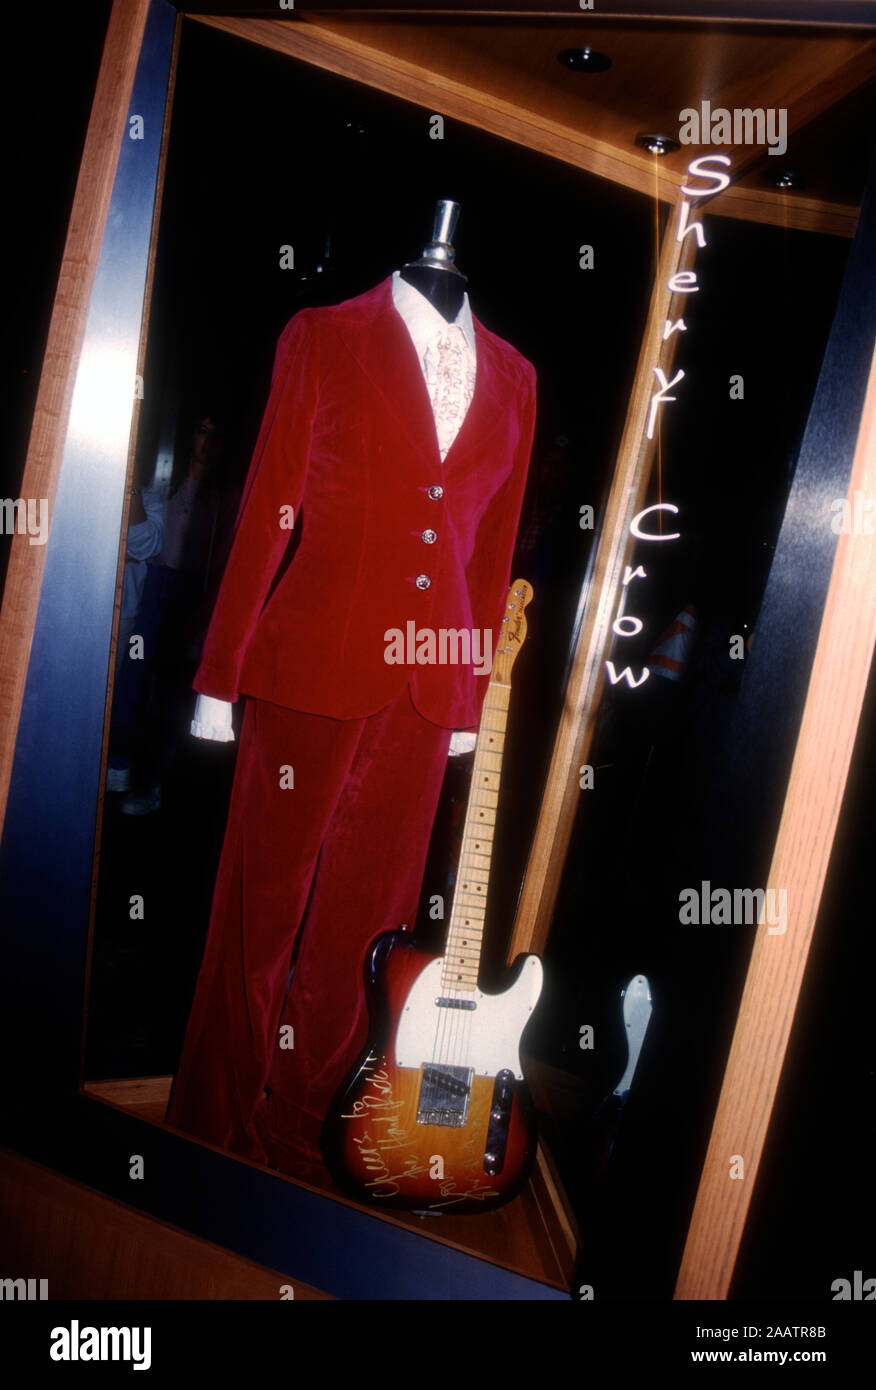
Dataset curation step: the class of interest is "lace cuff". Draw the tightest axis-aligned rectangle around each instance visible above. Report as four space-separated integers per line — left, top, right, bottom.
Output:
191 693 235 742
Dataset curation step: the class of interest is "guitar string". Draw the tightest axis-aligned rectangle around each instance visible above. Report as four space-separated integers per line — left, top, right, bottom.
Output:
454 696 501 1081
430 682 506 1120
440 708 490 1077
432 706 482 1079
430 701 485 1096
425 602 513 1110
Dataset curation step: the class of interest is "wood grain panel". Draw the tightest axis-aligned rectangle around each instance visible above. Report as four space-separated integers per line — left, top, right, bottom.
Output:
190 13 875 234
0 1145 331 1299
729 45 876 200
0 0 152 844
307 15 875 180
194 13 672 198
707 187 859 236
674 331 876 1300
176 1 876 24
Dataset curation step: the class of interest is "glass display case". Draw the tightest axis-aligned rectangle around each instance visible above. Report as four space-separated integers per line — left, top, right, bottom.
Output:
1 0 875 1306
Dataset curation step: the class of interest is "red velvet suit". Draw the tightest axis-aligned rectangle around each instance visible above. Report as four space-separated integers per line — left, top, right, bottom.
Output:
165 276 536 1178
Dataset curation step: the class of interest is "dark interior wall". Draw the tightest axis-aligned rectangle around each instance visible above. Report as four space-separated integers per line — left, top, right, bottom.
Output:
85 16 657 1078
144 20 655 481
526 209 851 1299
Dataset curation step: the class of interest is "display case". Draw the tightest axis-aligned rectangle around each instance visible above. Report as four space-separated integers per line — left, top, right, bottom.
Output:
1 0 875 1305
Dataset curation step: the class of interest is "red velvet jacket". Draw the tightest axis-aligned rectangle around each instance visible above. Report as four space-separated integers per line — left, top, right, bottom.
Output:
193 275 537 728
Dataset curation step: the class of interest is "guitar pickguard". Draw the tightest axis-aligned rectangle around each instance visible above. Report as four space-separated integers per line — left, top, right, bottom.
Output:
394 955 543 1082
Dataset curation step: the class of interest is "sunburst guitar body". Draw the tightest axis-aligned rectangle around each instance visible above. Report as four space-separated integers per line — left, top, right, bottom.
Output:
321 581 543 1214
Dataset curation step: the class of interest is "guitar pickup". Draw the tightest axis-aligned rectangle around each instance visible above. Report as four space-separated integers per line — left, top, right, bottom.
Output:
483 1069 515 1176
434 996 477 1011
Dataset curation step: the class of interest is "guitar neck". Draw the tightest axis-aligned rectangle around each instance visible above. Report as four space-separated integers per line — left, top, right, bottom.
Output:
440 676 511 996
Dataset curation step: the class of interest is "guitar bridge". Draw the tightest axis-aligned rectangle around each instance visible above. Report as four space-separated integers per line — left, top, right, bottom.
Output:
417 1064 473 1127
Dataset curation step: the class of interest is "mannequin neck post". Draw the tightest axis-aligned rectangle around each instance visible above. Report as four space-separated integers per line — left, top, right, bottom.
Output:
399 265 468 322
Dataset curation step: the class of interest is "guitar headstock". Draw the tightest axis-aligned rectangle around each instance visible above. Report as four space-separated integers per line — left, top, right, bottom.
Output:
491 579 533 685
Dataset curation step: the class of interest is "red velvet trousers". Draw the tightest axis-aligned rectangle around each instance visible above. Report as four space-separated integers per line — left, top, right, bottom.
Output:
165 689 452 1178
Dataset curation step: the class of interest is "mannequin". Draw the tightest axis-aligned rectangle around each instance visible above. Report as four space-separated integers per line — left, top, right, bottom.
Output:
188 200 474 750
398 198 468 322
165 200 537 1183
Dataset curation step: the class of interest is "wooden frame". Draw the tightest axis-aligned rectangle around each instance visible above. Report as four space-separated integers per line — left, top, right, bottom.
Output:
196 11 876 237
2 0 875 1301
0 0 153 843
675 152 876 1300
676 311 876 1292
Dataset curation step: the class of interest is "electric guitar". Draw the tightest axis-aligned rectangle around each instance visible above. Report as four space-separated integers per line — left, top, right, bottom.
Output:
321 580 543 1213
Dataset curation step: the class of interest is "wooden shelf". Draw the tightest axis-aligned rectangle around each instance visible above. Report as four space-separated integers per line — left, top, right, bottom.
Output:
0 1145 332 1300
83 1075 575 1291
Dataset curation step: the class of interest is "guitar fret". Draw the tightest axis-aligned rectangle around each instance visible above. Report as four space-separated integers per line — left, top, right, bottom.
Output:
438 583 528 1008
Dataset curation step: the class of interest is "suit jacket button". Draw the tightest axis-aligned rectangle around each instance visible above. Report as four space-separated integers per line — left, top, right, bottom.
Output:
427 485 444 500
415 574 432 590
421 529 437 544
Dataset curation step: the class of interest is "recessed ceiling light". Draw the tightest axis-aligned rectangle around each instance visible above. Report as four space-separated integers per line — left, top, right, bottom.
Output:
772 170 805 191
557 48 612 73
636 133 681 156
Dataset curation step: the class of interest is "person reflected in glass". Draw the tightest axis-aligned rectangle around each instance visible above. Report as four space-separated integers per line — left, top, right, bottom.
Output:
110 409 240 815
